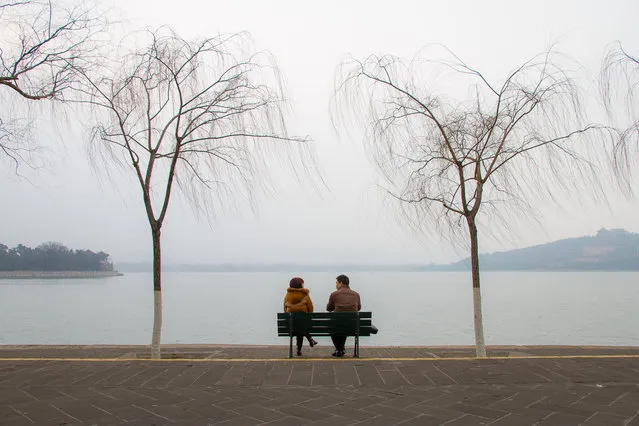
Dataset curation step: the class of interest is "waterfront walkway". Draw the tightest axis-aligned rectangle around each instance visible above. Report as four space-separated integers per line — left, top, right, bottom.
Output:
1 345 638 425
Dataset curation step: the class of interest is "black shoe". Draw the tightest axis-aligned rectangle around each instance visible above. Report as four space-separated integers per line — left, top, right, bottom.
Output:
296 348 302 356
308 339 318 348
332 350 345 358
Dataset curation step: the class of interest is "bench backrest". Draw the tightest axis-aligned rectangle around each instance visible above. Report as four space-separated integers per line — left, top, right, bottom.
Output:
277 312 374 337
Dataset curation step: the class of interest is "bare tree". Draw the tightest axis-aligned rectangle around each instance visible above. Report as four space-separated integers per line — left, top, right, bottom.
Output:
0 0 105 168
78 28 309 358
601 42 639 173
335 48 610 357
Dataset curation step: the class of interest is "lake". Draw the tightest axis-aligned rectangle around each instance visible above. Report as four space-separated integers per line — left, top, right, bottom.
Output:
1 271 638 346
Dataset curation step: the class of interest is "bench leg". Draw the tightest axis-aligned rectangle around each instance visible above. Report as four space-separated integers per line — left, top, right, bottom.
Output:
289 336 293 358
354 335 359 358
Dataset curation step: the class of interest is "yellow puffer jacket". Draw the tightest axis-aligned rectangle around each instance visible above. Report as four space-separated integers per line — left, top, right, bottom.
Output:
283 287 314 313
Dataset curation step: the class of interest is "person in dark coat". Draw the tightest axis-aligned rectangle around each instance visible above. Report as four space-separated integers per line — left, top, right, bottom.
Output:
326 274 361 357
284 277 318 356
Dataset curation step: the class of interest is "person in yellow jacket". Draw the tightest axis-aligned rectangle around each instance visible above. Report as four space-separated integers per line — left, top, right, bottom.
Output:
284 277 318 356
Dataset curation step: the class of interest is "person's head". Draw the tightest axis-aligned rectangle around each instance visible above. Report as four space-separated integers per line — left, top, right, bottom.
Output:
289 277 304 289
335 274 349 289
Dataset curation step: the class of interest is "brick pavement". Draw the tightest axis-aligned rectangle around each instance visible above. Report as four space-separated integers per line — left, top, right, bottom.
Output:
0 346 638 425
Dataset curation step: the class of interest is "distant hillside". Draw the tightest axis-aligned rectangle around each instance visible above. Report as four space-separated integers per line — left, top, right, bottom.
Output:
115 229 639 273
445 228 639 271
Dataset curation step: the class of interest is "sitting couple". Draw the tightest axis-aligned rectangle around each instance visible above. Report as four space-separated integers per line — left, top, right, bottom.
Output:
283 274 361 357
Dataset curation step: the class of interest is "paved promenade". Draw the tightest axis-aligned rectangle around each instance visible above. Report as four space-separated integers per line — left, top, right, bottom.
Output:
0 345 638 425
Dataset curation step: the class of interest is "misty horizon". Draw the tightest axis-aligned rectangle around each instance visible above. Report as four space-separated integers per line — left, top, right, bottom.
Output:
2 0 638 267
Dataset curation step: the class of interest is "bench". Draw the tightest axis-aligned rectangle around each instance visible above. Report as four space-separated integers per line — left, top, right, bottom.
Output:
277 312 378 358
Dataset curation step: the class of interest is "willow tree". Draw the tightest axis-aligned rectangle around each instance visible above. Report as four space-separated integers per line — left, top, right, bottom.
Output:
79 28 308 358
336 48 608 357
0 0 105 169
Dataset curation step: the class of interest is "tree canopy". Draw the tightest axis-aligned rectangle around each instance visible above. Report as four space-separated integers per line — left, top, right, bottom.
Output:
0 242 112 271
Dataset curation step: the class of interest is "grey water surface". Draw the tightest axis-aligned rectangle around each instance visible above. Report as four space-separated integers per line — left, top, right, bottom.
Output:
1 271 637 346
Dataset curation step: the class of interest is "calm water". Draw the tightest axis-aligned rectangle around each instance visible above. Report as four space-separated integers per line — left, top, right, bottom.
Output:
0 271 638 346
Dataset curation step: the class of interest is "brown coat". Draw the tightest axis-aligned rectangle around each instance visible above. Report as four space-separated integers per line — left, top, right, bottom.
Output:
283 287 314 313
326 286 361 312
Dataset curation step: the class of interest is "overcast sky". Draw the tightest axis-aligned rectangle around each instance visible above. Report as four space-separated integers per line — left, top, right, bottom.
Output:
1 0 638 266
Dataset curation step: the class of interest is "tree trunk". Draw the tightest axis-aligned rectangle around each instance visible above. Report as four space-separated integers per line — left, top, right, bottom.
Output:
151 226 162 359
467 218 487 358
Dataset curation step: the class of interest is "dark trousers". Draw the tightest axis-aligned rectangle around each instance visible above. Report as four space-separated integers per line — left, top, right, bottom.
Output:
331 335 347 352
296 334 314 349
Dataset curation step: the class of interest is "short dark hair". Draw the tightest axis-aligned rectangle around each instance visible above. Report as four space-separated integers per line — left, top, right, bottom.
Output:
336 274 349 286
289 277 304 288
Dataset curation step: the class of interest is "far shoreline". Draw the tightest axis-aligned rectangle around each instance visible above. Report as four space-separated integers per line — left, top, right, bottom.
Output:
0 271 123 279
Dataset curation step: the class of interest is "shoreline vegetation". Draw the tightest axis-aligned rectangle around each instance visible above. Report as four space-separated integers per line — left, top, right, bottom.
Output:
0 271 123 279
1 242 116 276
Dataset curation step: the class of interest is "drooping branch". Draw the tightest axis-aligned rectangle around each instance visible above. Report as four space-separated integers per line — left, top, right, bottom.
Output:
81 27 312 224
335 46 611 241
0 0 107 101
0 0 108 170
600 41 639 172
0 118 35 172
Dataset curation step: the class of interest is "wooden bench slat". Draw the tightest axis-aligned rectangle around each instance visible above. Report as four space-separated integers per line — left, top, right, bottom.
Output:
277 325 376 333
277 319 373 327
277 312 372 319
278 331 375 336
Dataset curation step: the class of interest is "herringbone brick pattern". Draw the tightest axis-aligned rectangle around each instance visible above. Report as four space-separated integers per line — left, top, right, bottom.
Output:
1 354 638 425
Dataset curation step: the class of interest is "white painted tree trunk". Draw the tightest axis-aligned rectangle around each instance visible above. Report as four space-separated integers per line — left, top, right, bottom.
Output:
468 218 487 358
151 289 162 359
151 227 162 359
472 286 487 357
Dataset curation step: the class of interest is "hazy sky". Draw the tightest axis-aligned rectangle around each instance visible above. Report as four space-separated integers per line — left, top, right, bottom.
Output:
1 0 638 265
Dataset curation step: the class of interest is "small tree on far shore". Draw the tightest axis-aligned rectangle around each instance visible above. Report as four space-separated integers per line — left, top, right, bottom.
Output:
79 28 309 359
336 47 610 357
